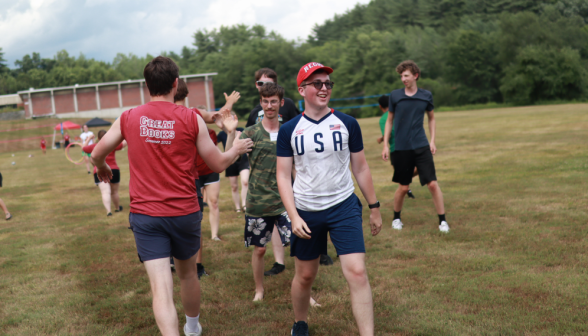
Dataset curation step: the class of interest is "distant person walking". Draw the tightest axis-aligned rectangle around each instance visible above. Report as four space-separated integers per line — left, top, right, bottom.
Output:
40 137 46 154
83 130 125 216
63 133 70 148
80 125 94 174
91 56 252 336
0 172 11 220
381 60 449 233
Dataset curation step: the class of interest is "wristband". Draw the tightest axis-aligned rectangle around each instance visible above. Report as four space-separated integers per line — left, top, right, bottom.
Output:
368 201 380 209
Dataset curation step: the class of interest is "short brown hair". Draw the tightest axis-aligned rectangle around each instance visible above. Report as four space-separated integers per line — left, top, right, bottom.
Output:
174 78 188 102
255 68 278 84
396 60 421 80
97 130 106 140
259 83 284 101
144 56 179 96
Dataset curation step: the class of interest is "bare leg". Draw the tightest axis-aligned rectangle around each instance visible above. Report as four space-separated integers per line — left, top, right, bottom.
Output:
0 198 10 218
239 169 249 209
271 225 285 265
84 156 91 173
292 257 320 322
205 182 221 239
110 183 120 210
202 188 207 204
229 176 241 211
427 181 445 214
252 246 266 301
393 184 410 212
339 253 374 336
97 183 112 214
174 254 201 318
196 235 203 263
144 257 180 336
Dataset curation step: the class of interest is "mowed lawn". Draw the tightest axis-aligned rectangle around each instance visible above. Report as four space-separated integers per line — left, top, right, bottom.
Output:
0 104 587 335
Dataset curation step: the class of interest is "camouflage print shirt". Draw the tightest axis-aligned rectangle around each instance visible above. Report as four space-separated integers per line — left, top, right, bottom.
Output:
240 122 285 217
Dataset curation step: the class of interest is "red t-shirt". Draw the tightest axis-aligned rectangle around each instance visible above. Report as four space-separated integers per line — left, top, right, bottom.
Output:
196 129 217 176
64 134 70 141
40 140 46 148
82 143 123 174
120 101 201 217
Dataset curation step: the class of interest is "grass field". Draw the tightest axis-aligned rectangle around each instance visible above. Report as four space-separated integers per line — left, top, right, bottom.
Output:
0 104 587 335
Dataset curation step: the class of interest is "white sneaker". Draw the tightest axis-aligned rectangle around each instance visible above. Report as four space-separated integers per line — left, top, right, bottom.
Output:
184 322 202 336
439 221 450 233
392 219 403 230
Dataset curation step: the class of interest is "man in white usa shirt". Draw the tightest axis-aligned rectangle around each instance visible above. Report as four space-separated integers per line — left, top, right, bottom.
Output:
276 62 382 336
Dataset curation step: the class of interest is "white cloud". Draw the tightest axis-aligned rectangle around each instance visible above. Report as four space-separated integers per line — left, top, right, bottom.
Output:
0 0 370 66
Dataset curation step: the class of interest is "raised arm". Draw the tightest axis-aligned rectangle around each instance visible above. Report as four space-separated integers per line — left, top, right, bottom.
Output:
381 111 394 160
426 110 436 155
91 118 124 182
196 114 252 172
350 150 382 236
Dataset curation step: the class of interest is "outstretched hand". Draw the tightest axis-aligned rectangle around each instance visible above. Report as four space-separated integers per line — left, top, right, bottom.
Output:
224 91 241 105
231 131 253 155
221 109 239 133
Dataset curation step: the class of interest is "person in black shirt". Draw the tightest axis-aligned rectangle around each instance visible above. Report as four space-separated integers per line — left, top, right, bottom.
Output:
245 68 300 127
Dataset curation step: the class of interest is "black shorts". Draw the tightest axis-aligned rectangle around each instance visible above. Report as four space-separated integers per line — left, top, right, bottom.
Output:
225 154 250 177
129 211 202 261
392 146 436 186
198 172 220 186
0 172 3 187
389 152 394 166
195 179 204 210
94 169 120 184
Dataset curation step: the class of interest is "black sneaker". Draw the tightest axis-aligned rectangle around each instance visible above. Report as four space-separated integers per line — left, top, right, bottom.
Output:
319 254 333 266
197 264 208 279
170 257 175 272
106 212 112 217
291 321 309 336
115 205 123 212
264 262 285 276
407 190 416 199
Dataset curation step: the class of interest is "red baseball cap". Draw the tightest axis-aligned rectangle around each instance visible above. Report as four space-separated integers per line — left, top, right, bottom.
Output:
297 62 334 87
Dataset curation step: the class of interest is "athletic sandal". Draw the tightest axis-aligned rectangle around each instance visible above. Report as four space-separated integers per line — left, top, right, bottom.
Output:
5 213 12 220
114 206 123 212
319 254 334 266
183 322 202 336
264 262 285 276
291 321 309 336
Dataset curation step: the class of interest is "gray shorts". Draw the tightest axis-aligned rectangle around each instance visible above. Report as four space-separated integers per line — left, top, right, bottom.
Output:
129 211 203 262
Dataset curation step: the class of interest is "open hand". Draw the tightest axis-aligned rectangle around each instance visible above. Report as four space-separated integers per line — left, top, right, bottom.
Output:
221 109 239 133
232 131 253 155
224 91 241 105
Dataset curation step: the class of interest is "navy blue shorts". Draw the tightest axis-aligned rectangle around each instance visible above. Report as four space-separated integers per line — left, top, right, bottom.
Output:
291 194 365 261
244 211 292 248
129 211 203 262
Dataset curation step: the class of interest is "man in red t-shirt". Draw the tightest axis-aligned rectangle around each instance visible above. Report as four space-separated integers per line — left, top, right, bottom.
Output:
63 133 70 148
91 56 253 336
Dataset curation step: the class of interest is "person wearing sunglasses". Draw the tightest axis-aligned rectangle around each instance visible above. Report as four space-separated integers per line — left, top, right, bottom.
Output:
245 68 300 127
276 62 382 336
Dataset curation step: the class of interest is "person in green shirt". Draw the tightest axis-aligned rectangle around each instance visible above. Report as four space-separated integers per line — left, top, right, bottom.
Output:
376 95 416 199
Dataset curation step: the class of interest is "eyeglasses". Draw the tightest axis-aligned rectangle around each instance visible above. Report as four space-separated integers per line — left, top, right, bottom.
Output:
301 80 334 90
256 81 274 87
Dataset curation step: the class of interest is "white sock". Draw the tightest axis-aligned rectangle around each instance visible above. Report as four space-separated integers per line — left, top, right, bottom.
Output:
186 314 201 332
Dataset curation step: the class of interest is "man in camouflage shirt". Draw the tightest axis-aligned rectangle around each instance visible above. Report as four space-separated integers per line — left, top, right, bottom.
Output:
226 83 292 301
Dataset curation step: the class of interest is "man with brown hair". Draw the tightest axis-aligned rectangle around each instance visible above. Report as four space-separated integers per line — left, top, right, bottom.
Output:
246 68 300 127
381 60 449 233
91 56 253 336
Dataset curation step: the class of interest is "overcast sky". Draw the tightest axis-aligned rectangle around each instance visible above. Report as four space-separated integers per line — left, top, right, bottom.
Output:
0 0 370 67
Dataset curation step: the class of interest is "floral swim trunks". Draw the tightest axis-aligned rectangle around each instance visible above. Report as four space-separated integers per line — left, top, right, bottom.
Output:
244 212 292 248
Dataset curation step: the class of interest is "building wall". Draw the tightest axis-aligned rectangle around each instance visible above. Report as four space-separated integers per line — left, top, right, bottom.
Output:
186 79 215 110
121 84 142 106
30 92 52 116
99 85 119 109
77 88 97 111
54 89 75 114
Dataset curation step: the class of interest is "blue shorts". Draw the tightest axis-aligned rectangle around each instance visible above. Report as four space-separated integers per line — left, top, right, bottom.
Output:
244 211 292 248
129 211 203 262
291 193 365 261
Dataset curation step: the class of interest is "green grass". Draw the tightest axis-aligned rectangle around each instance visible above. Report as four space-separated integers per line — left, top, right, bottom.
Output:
0 103 587 335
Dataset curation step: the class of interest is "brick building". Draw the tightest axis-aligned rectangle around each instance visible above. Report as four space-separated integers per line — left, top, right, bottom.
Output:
17 73 217 119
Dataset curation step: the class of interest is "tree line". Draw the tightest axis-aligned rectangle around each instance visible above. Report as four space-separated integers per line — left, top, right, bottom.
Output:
1 0 588 117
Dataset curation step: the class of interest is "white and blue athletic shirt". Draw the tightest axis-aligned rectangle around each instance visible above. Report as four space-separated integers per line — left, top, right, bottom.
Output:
277 109 364 211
